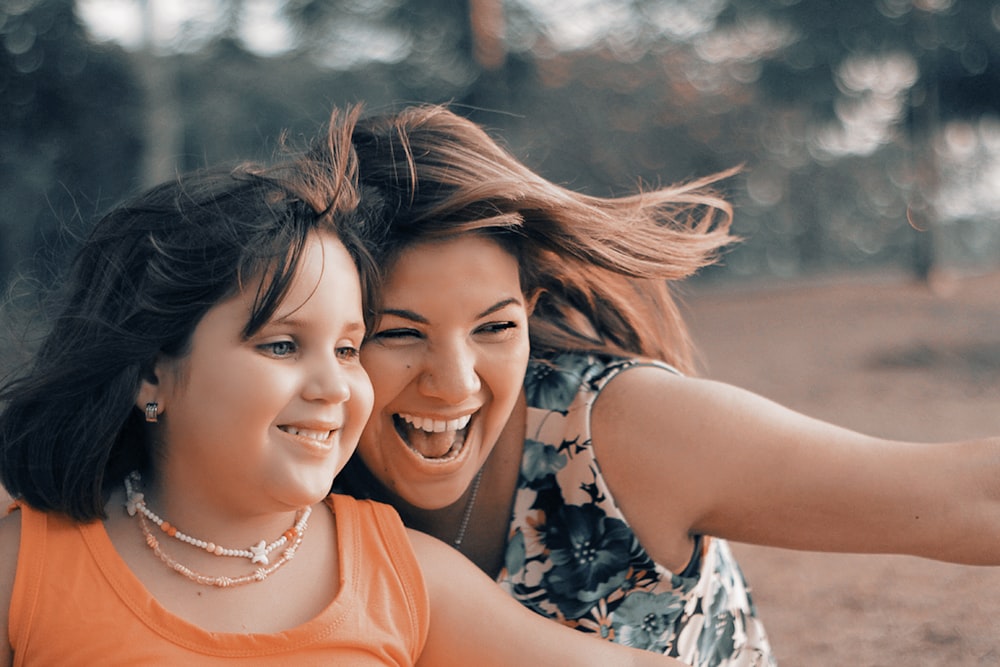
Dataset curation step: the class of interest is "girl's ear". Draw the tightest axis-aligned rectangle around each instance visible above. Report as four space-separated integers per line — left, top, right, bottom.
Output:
134 358 165 416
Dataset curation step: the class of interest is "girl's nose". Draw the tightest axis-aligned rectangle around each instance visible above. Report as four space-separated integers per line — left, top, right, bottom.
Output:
303 354 352 403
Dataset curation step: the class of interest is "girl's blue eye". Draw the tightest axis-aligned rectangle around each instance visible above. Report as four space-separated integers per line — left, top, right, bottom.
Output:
261 340 296 357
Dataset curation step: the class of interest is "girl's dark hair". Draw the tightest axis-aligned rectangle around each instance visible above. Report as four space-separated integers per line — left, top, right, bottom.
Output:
350 104 738 373
0 107 376 521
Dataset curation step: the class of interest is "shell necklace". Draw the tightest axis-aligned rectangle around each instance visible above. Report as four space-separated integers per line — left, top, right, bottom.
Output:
124 471 311 587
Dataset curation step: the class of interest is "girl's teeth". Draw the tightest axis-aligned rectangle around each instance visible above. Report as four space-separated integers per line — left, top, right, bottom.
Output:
282 426 331 441
398 413 471 434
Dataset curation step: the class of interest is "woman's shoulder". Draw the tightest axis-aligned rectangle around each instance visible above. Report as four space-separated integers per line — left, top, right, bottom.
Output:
525 350 680 411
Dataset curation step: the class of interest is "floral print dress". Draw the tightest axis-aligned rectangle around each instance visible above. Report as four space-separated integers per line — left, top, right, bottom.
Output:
496 352 776 667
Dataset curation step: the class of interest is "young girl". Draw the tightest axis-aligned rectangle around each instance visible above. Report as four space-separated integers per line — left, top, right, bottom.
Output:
0 110 684 666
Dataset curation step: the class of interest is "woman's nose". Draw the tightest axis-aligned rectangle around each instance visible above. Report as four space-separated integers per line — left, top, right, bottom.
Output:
417 343 481 403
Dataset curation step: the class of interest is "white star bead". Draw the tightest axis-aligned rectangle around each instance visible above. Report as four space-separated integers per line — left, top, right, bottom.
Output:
249 539 269 565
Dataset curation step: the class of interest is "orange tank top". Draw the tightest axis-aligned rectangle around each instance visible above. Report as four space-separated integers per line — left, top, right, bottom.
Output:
8 494 429 665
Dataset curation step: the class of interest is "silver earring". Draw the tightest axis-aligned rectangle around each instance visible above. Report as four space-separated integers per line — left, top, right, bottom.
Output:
145 402 158 423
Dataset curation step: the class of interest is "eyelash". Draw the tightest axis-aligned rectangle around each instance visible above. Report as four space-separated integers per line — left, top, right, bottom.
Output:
258 341 361 360
372 321 518 340
337 346 361 360
371 328 417 340
478 322 517 335
260 340 297 357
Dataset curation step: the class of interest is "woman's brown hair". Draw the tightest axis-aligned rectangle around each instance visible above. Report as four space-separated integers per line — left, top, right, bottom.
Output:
350 104 738 373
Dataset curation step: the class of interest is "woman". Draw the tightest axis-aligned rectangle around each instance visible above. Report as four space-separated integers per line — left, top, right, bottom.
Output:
333 104 1000 666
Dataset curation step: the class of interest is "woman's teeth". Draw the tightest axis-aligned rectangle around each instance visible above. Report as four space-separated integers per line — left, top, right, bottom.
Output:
398 413 471 434
394 413 472 460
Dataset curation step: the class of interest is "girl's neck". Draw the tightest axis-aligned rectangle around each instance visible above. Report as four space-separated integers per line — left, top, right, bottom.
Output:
103 480 338 633
131 471 308 549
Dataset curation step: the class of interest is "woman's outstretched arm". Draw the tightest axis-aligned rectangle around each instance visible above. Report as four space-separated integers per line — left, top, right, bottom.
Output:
593 365 1000 567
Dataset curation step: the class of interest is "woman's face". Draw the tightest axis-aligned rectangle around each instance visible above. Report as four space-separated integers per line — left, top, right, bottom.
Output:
358 234 531 510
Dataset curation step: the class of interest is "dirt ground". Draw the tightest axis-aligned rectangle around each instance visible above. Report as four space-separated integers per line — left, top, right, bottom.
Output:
681 268 1000 666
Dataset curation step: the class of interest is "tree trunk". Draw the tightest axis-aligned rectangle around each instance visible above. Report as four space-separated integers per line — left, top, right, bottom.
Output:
136 0 183 188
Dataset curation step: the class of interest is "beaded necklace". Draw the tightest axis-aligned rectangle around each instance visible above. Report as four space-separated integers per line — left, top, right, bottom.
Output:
124 471 311 587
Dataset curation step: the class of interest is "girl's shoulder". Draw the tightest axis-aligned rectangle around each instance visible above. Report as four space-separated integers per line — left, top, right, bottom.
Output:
0 500 23 563
0 502 23 665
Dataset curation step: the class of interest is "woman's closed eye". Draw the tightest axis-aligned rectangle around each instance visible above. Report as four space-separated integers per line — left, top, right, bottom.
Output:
370 328 421 342
370 322 518 343
476 321 518 338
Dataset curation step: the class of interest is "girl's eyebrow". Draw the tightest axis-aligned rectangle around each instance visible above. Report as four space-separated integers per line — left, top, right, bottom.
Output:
270 314 367 336
381 298 522 324
342 321 368 337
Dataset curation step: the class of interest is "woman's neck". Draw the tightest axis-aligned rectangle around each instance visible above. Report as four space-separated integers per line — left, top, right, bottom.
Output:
388 394 529 576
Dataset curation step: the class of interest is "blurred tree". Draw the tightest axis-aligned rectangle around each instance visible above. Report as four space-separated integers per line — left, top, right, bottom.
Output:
276 0 528 119
135 0 182 188
489 0 999 280
3 0 998 292
722 0 1000 279
0 0 141 287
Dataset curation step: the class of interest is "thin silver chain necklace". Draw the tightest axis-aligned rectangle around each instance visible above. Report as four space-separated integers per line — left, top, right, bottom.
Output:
452 467 485 549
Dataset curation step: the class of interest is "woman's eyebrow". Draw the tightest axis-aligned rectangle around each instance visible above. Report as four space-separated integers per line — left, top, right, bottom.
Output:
380 297 521 324
379 308 427 324
476 298 520 319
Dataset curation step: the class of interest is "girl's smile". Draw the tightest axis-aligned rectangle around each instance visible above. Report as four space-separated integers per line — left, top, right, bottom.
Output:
277 422 342 456
145 231 373 517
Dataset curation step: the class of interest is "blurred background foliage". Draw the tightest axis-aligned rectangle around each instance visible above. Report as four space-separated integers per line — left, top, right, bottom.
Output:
2 0 999 292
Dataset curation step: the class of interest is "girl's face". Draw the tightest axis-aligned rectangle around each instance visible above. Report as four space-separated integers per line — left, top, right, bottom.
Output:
357 234 531 510
142 231 373 514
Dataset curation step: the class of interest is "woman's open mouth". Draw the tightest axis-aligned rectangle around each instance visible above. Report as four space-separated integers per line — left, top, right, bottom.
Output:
393 412 473 461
